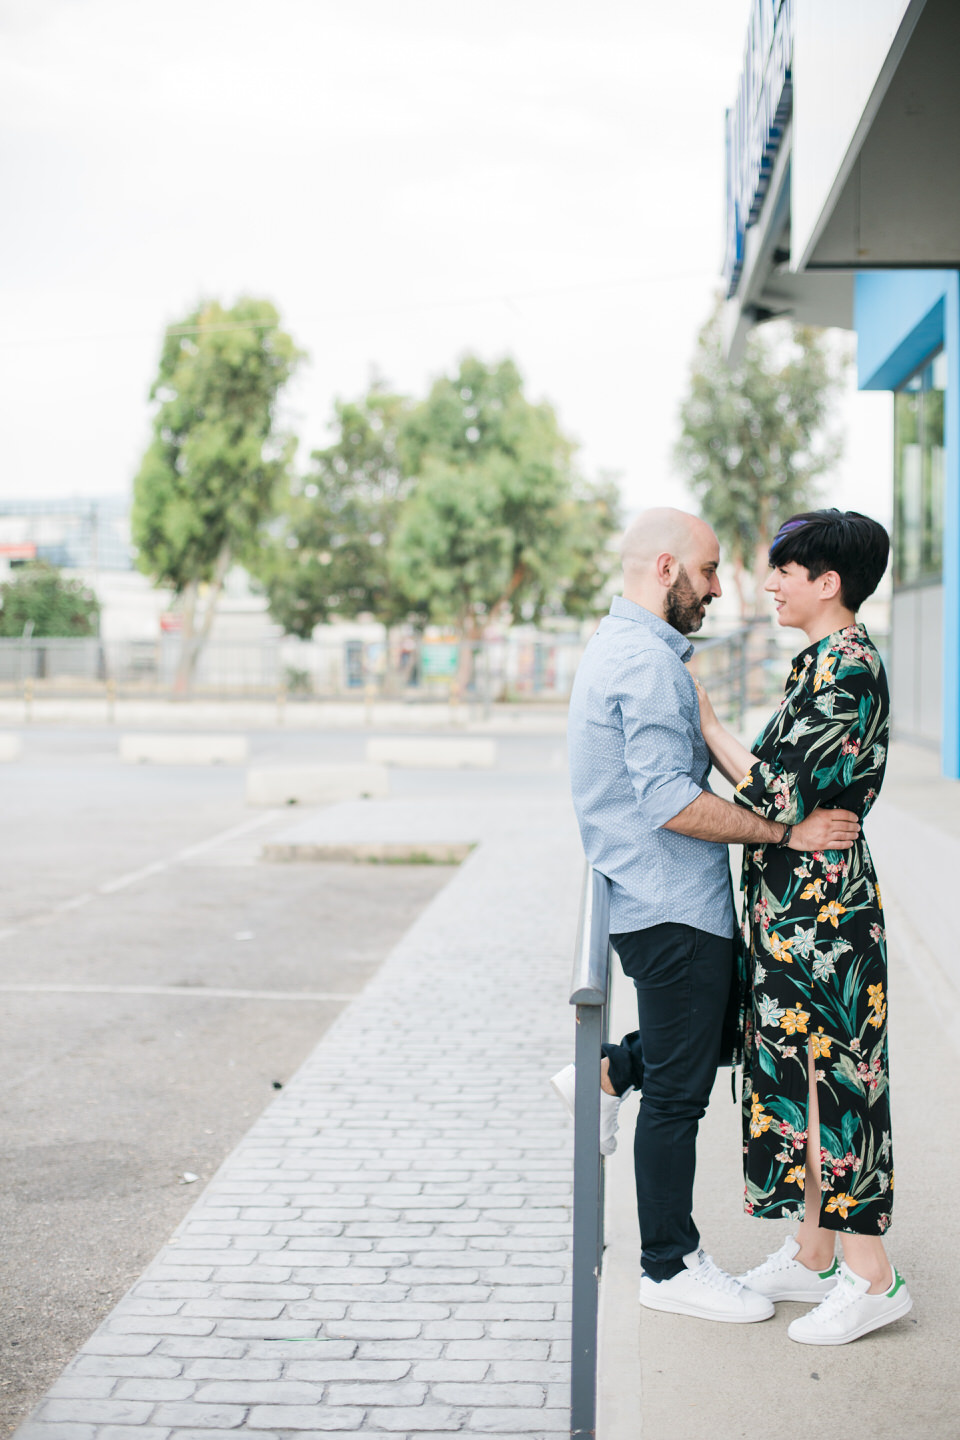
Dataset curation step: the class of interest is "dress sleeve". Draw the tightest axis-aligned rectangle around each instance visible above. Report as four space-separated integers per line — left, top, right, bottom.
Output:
733 650 878 824
613 651 702 829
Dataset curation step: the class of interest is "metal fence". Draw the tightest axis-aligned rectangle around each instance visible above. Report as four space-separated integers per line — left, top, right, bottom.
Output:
568 866 614 1439
0 624 769 712
0 633 586 703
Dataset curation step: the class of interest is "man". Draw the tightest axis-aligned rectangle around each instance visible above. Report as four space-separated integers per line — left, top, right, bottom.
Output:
561 507 860 1323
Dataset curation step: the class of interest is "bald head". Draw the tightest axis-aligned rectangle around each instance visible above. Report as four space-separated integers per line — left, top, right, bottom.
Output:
621 508 713 575
620 507 721 633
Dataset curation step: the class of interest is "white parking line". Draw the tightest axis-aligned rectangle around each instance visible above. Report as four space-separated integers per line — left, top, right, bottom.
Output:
98 811 281 894
0 810 284 942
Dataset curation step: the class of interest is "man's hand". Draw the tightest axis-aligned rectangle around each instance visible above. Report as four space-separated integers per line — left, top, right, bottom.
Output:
788 808 860 852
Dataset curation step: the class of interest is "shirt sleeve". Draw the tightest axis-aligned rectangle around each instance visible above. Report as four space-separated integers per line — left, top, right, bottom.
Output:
733 651 877 824
612 649 703 829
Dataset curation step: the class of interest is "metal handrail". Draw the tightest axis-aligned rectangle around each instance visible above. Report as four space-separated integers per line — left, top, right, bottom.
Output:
571 866 612 1004
568 864 613 1440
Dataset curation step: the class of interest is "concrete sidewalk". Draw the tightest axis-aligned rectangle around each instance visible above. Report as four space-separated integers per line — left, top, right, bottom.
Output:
14 791 584 1440
598 742 960 1440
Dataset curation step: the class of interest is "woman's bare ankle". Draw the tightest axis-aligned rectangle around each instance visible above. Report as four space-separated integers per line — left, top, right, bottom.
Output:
794 1235 835 1273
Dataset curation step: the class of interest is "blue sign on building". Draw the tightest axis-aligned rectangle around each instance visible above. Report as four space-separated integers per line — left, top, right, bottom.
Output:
723 0 793 298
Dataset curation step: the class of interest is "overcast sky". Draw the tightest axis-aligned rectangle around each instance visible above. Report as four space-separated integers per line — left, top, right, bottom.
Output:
0 0 891 520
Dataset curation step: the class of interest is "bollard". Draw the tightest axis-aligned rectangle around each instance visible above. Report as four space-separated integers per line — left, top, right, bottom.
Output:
106 677 117 725
23 677 33 724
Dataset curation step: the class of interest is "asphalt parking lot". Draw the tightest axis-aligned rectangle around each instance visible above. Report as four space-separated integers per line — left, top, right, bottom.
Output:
0 725 553 1437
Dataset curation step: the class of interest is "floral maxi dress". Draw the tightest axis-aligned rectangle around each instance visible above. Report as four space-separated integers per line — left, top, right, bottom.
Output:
733 623 893 1236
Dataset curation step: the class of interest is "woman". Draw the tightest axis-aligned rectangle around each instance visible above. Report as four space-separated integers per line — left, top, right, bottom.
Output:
697 509 912 1345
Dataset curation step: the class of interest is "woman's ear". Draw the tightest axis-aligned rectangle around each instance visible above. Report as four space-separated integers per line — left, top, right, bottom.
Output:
819 570 842 601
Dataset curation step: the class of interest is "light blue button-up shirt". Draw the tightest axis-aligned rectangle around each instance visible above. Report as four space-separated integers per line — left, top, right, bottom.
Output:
568 596 735 938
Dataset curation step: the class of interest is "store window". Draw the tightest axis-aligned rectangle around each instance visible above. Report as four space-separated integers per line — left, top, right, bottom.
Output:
893 349 946 587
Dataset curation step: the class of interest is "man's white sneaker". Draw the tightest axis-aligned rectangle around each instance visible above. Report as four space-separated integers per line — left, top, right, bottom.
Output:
549 1063 632 1155
787 1262 913 1345
737 1236 839 1302
639 1247 775 1323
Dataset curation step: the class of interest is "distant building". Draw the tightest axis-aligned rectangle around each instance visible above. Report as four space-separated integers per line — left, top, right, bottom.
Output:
723 0 959 776
0 497 134 575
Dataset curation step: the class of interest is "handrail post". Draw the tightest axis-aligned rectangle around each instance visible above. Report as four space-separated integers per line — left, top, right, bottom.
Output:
568 866 612 1439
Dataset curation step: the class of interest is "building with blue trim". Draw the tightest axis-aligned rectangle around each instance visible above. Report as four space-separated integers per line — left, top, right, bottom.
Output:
723 0 960 778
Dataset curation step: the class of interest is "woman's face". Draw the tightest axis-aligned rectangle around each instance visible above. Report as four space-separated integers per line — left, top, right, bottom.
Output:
764 561 834 630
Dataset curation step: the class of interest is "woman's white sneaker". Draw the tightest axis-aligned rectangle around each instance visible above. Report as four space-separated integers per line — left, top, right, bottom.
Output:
787 1262 913 1345
549 1063 632 1155
640 1248 775 1323
737 1236 839 1301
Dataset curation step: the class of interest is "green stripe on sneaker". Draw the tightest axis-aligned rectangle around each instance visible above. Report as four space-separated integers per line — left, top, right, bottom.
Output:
818 1259 839 1279
888 1269 906 1297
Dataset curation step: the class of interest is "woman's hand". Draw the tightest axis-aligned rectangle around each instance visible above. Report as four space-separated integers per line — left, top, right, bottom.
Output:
693 677 756 787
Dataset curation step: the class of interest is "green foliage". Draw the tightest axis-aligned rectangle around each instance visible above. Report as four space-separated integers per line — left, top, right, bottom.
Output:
0 563 100 638
389 356 619 632
261 358 620 641
258 384 417 638
132 297 303 689
133 297 303 592
675 304 849 613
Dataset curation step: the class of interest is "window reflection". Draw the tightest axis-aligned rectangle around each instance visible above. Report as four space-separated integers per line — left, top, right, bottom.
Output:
893 349 946 588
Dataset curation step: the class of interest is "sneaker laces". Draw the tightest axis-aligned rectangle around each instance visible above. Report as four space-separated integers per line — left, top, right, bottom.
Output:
691 1253 743 1298
809 1272 860 1321
742 1241 795 1280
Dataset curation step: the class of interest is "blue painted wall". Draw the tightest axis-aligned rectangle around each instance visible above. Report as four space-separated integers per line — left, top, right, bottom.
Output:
854 270 960 779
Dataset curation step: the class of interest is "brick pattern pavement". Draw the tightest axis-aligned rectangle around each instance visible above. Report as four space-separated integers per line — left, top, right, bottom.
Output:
16 796 583 1440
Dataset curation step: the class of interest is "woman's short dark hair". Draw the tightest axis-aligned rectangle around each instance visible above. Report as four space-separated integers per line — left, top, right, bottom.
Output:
768 509 890 612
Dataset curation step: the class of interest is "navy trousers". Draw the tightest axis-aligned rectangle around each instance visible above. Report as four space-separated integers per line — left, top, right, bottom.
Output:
603 922 733 1282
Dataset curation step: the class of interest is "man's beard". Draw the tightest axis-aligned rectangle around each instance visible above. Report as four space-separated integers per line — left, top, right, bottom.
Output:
664 564 708 635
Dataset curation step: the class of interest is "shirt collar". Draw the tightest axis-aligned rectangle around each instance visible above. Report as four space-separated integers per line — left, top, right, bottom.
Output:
609 595 694 661
793 621 868 670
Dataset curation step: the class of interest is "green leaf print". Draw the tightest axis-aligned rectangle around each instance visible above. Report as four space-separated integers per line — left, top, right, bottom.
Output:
756 1042 778 1079
819 1123 842 1157
832 1053 865 1097
765 1095 807 1132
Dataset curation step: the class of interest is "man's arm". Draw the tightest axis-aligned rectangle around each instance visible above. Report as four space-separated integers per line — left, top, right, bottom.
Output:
663 790 860 851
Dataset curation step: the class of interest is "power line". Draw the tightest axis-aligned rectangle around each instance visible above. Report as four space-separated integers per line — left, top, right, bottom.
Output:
0 268 720 350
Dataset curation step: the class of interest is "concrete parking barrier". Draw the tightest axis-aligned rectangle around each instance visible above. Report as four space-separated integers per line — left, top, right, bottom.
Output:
0 733 22 761
120 733 249 765
263 839 472 863
366 736 496 768
245 763 389 806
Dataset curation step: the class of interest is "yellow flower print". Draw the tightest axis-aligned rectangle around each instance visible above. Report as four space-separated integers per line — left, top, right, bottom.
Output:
749 1093 772 1138
801 879 825 902
817 900 847 928
813 652 837 692
811 1027 832 1059
868 1002 887 1029
785 1165 806 1187
780 1004 810 1036
868 982 885 1013
875 883 883 911
826 1193 858 1219
767 931 795 965
735 771 754 792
